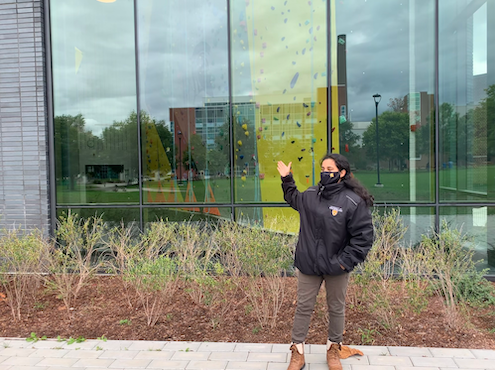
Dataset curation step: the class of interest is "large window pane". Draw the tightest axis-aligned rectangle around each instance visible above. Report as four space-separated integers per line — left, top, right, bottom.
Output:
335 0 435 203
56 208 139 228
231 0 328 203
137 0 230 205
439 0 495 202
51 0 138 205
144 207 231 225
235 207 299 234
440 207 495 274
373 207 435 247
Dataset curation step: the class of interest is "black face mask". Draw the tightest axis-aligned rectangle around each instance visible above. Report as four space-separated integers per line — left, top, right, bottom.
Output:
320 171 341 185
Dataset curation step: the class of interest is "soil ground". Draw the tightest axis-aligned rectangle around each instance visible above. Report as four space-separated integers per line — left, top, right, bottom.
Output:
1 276 494 349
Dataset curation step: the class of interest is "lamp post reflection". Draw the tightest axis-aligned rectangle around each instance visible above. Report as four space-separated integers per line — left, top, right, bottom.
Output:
373 93 383 187
178 130 182 183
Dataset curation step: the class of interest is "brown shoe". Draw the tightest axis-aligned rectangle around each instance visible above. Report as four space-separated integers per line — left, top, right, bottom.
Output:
326 343 343 370
287 344 305 370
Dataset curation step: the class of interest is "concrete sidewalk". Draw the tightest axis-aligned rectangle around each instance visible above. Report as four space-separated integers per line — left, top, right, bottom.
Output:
1 337 494 370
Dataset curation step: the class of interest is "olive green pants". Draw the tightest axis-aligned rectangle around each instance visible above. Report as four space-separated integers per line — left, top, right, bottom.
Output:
291 270 350 344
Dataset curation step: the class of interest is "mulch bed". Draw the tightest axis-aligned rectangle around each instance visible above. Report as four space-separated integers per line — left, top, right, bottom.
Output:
1 276 494 349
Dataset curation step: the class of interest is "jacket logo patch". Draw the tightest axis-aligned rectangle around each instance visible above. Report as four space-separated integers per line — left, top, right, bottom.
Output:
329 206 343 216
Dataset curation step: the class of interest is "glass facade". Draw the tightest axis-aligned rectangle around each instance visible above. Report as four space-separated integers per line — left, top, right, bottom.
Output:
49 0 495 273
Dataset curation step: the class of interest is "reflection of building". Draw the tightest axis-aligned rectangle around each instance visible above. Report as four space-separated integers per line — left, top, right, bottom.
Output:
351 122 372 146
195 101 228 149
404 92 435 128
337 34 348 123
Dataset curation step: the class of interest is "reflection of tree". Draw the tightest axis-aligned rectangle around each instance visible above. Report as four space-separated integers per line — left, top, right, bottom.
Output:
362 111 410 171
154 120 173 165
476 84 495 162
439 84 495 166
185 134 227 176
55 114 100 190
387 97 407 113
338 120 364 169
56 110 174 188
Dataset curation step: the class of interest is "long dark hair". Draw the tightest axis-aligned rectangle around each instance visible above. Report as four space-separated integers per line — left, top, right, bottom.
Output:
320 153 374 207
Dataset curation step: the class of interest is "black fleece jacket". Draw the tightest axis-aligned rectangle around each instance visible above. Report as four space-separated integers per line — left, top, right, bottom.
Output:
281 174 373 276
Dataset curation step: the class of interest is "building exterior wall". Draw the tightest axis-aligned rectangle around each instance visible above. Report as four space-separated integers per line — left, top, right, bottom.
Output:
0 0 494 275
0 0 49 233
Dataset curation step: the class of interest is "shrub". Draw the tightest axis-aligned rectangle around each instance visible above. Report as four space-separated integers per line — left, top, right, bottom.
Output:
42 212 106 318
123 254 178 326
0 228 48 321
218 220 295 329
420 222 495 328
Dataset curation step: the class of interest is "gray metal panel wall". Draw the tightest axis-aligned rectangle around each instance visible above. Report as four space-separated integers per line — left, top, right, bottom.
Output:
0 0 49 234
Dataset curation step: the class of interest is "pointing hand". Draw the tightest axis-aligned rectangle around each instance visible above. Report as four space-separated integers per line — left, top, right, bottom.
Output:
277 161 292 177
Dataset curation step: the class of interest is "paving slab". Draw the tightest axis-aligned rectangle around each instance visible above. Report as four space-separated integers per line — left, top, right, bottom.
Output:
470 348 495 359
454 358 495 368
70 357 115 367
28 348 69 358
429 347 476 358
308 364 351 370
234 343 273 352
351 366 395 370
108 358 152 368
0 348 36 357
0 356 42 366
171 351 211 361
198 342 236 352
163 342 202 352
98 349 139 359
247 352 288 362
389 346 432 357
226 361 268 369
368 355 413 366
410 356 458 368
186 360 227 369
92 340 134 351
61 349 103 359
341 355 370 365
35 357 78 367
356 346 390 356
147 359 190 369
127 340 168 351
209 351 249 361
0 337 495 370
134 350 175 360
395 367 440 370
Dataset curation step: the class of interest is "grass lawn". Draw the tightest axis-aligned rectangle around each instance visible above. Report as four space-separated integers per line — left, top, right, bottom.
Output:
56 165 495 206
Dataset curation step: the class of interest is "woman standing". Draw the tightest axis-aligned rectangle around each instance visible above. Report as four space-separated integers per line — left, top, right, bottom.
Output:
277 153 374 370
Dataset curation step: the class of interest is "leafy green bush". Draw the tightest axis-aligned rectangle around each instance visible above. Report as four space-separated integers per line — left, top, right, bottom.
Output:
0 228 48 320
420 222 495 328
123 255 178 326
42 212 106 318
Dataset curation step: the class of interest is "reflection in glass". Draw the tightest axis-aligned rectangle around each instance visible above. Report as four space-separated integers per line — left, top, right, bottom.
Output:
373 207 435 247
235 207 299 234
137 0 230 206
144 207 231 226
51 0 138 204
56 208 139 228
335 0 435 203
440 207 495 274
231 0 328 209
439 0 495 202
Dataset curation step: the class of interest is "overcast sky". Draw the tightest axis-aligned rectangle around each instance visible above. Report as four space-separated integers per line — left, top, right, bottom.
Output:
50 0 489 135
